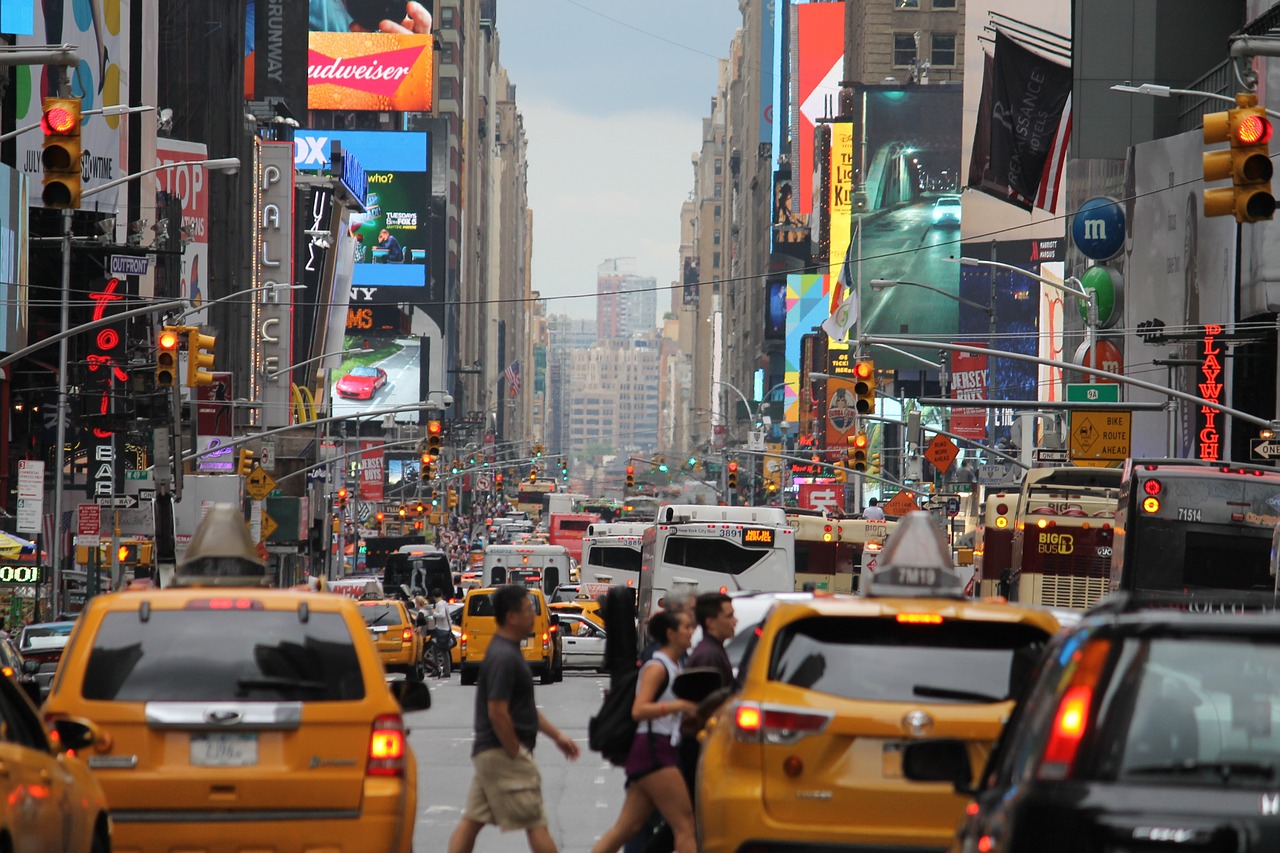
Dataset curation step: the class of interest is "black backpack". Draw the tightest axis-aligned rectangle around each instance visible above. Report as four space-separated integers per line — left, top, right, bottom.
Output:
588 663 669 767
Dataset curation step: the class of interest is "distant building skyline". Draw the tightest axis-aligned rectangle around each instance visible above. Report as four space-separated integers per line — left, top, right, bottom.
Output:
596 257 659 339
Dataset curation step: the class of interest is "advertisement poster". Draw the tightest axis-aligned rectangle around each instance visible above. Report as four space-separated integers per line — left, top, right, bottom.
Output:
155 139 210 322
794 1 844 216
307 1 433 111
195 373 236 473
359 440 385 502
0 166 30 355
14 0 131 209
784 273 837 423
825 378 858 458
855 85 964 368
949 345 988 441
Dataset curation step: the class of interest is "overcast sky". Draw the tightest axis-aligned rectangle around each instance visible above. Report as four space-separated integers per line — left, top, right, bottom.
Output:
497 1 743 321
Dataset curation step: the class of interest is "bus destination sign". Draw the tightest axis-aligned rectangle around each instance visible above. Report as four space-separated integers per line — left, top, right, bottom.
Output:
742 527 776 547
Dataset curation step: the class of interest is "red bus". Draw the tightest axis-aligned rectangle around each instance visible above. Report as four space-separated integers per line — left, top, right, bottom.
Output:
548 512 600 563
1008 467 1122 610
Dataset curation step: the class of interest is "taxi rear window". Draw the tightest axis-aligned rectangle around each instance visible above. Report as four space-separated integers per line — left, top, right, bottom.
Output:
467 593 541 616
768 616 1048 704
359 604 405 626
81 611 365 702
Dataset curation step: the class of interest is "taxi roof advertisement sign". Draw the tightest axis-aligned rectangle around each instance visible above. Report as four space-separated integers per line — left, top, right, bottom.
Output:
307 1 433 111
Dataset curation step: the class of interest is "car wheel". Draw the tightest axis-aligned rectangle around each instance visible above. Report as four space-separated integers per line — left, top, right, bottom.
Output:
554 651 564 682
540 662 555 685
460 667 478 686
92 816 111 853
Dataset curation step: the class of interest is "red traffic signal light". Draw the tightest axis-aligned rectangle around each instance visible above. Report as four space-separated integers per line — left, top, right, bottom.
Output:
625 464 635 488
727 461 739 473
427 419 442 435
851 432 869 449
40 96 81 208
1237 113 1273 145
156 327 181 387
1204 95 1276 222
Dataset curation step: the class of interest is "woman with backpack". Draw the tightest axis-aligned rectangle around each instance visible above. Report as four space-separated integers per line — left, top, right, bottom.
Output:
591 608 699 853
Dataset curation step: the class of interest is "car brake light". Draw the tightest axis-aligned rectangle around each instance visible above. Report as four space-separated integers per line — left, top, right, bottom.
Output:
460 633 468 652
1143 478 1162 496
368 714 406 777
896 613 943 625
734 703 832 744
735 704 762 734
542 631 550 651
402 628 414 642
1 667 11 678
1038 640 1110 780
185 598 264 610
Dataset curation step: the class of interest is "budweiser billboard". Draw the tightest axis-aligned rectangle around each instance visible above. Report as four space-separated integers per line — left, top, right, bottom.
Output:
307 27 433 111
950 344 988 441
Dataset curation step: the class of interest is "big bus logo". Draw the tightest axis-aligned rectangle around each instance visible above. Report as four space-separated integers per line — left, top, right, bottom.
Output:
1037 532 1074 555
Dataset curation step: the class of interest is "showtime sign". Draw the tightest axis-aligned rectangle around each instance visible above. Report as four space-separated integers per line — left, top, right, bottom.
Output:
307 32 433 111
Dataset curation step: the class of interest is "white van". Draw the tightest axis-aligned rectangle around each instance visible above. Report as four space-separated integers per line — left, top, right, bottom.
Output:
482 544 574 598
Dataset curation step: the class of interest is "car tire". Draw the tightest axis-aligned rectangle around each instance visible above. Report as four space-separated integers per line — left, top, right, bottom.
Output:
460 667 478 686
554 651 564 682
92 816 111 853
540 662 554 685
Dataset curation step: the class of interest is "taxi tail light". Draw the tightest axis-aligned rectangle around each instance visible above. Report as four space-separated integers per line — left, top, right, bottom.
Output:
368 714 407 777
542 631 550 651
733 702 832 744
1037 640 1110 780
401 627 414 642
896 613 944 625
460 633 468 653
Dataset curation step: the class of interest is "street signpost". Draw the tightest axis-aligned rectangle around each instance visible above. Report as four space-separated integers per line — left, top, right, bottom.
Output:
95 495 139 509
245 466 279 501
77 503 102 549
1068 409 1131 467
1033 448 1071 465
16 460 44 535
945 497 960 518
1250 439 1280 461
883 491 918 518
1066 383 1120 404
924 434 959 473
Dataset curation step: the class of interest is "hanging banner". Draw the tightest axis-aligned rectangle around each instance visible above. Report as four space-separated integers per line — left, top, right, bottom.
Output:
950 344 989 442
359 440 385 501
986 32 1072 207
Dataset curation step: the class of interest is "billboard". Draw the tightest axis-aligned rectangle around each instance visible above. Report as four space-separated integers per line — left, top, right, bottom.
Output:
13 0 131 209
855 85 964 369
949 344 988 441
793 1 844 216
1 4 34 34
154 139 210 323
308 1 433 111
359 440 385 502
195 373 236 473
0 165 30 355
784 273 838 423
253 140 296 429
294 130 429 288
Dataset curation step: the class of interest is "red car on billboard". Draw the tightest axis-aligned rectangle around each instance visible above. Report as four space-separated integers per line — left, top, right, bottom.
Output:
336 365 388 399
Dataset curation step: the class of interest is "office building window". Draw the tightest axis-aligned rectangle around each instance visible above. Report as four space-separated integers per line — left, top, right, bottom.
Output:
932 33 957 66
714 229 721 245
713 252 721 268
893 34 916 66
933 0 956 7
894 0 919 8
440 6 455 26
714 205 722 221
714 182 722 198
440 78 456 99
714 158 723 176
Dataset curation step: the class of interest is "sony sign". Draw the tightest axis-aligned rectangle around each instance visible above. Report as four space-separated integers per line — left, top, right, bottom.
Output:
253 140 295 428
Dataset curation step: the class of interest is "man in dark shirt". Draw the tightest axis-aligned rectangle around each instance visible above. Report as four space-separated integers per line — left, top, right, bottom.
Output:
449 585 579 853
686 592 736 685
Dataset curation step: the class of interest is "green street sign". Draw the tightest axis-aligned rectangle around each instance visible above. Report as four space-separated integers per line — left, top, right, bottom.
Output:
1066 383 1120 404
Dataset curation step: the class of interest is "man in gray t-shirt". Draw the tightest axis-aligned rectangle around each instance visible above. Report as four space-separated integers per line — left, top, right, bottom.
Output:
449 586 579 853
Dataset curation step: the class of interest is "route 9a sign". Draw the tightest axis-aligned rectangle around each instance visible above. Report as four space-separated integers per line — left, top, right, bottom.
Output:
0 565 41 585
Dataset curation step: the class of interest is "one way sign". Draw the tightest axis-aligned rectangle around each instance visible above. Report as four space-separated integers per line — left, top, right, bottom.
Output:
1250 439 1280 461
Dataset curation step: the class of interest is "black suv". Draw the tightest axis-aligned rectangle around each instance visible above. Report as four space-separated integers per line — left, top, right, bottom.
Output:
905 593 1280 853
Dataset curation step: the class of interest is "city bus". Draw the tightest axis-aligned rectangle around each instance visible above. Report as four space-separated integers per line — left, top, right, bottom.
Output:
548 512 601 563
973 490 1019 598
638 505 795 623
580 522 649 589
1008 466 1123 610
1111 459 1280 598
482 543 574 598
786 513 896 593
515 481 556 520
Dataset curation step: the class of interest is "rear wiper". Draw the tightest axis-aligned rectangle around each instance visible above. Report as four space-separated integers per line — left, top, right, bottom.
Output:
236 677 328 693
1126 760 1276 781
913 684 1006 703
366 611 391 626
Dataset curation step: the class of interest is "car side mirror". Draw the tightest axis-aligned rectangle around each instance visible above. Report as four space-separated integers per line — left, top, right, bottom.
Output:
21 659 39 675
901 739 975 794
51 716 102 753
387 675 431 712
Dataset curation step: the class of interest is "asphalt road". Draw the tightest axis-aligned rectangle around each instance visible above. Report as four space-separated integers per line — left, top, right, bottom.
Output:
333 341 423 421
409 670 626 852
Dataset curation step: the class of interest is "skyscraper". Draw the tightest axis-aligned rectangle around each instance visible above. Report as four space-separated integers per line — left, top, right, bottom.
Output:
597 258 658 339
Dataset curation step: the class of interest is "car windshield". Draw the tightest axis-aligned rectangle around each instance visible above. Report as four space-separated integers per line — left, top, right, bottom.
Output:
551 586 580 602
81 611 365 702
1101 637 1280 786
20 624 73 650
767 616 1048 703
358 604 404 626
937 198 960 207
349 367 378 377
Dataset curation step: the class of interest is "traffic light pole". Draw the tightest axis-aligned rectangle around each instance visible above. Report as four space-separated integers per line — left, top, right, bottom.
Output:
51 208 71 615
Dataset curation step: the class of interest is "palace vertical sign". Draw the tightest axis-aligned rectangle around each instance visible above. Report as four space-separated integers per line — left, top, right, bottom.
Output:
1197 324 1224 461
253 140 295 428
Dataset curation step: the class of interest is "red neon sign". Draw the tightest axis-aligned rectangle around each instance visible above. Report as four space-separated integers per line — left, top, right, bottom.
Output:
1197 324 1224 461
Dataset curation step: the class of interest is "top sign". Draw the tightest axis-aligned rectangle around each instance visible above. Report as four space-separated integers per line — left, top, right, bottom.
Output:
1071 197 1125 260
882 491 919 518
1069 409 1131 464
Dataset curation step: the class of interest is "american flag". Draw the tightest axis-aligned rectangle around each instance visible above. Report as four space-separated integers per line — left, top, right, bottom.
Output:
504 360 522 397
42 510 72 561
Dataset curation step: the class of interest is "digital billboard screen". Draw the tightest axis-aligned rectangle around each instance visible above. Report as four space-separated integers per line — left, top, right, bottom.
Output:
307 1 433 111
294 130 429 288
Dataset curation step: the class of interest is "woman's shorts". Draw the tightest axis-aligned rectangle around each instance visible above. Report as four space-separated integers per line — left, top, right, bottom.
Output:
625 732 679 783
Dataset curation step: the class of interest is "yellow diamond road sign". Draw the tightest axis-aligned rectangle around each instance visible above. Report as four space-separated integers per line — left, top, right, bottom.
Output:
260 511 279 542
1069 409 1131 465
245 465 278 501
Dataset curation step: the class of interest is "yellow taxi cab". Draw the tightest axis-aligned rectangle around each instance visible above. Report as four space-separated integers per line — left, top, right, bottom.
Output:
42 505 429 853
459 586 563 686
548 597 605 629
358 598 427 681
696 511 1059 853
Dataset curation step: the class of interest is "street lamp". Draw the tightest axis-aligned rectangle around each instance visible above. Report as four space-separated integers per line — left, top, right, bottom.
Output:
82 157 240 201
0 104 155 143
953 257 1098 385
1111 82 1280 121
263 347 372 381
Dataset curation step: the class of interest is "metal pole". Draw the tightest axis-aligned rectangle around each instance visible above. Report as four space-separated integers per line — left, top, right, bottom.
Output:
51 208 72 615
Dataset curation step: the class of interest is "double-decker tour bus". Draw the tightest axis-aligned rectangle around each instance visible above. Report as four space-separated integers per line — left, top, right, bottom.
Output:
638 505 795 623
515 481 556 521
973 490 1019 598
1008 467 1123 610
580 522 649 590
786 512 896 593
1111 459 1280 598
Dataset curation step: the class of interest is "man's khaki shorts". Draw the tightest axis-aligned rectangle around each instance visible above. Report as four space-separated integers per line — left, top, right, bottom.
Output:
463 747 548 831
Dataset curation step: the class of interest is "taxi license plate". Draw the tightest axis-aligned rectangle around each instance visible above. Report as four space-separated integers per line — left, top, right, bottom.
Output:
369 626 389 634
191 733 258 767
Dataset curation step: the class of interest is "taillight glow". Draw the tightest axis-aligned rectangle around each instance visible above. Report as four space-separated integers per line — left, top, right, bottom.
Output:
735 705 762 732
368 715 406 777
1142 496 1160 514
1143 478 1162 496
186 598 263 610
401 628 413 642
1038 640 1110 780
994 516 1008 529
896 613 943 625
1036 518 1048 528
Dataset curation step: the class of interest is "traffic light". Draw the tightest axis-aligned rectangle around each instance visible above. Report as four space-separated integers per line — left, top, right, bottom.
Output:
397 504 407 519
426 419 443 458
415 501 425 514
534 443 544 458
237 448 255 476
1204 93 1275 222
495 473 504 489
833 460 847 484
374 512 385 532
448 490 459 509
156 326 181 387
39 96 81 208
625 465 635 488
869 452 882 475
529 467 538 484
727 461 739 490
562 465 570 482
117 544 138 564
431 489 440 507
686 456 698 470
853 359 876 414
186 330 216 386
850 431 869 471
657 456 669 474
336 487 348 508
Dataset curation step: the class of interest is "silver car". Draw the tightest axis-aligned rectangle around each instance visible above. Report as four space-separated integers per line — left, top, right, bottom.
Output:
557 613 606 671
